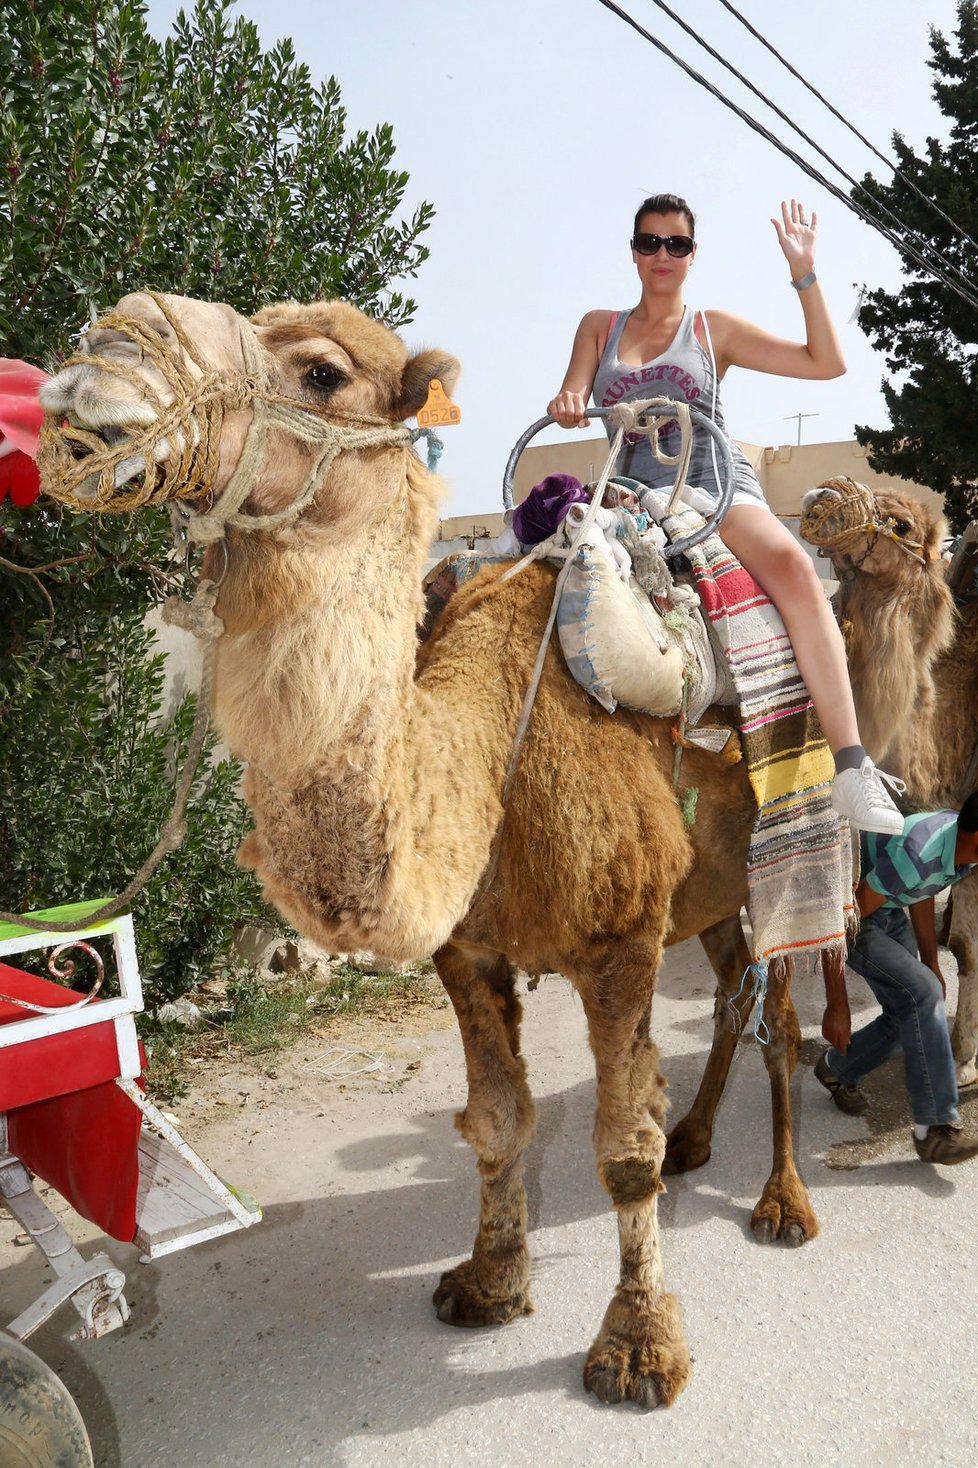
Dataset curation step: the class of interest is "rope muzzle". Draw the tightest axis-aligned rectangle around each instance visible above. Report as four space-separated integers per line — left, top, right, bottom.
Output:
800 476 929 566
36 291 415 542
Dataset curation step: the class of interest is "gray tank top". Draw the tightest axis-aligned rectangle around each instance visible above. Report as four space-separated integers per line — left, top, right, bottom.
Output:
591 307 765 504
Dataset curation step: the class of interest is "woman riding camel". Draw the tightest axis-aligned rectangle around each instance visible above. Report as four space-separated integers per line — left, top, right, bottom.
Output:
548 192 903 836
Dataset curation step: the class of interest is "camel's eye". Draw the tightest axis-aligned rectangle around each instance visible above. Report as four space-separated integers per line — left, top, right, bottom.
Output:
306 362 347 393
890 517 912 537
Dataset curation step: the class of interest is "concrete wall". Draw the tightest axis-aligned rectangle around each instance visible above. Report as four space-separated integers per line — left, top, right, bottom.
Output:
754 439 945 519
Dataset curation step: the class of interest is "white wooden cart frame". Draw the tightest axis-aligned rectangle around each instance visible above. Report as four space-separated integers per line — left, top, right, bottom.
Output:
0 901 260 1347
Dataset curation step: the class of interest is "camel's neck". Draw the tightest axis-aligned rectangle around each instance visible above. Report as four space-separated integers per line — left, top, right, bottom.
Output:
837 564 955 775
212 450 431 771
209 450 518 959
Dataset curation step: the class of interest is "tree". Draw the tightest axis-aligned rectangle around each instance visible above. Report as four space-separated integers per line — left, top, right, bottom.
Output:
0 0 434 1001
853 0 978 532
0 0 433 358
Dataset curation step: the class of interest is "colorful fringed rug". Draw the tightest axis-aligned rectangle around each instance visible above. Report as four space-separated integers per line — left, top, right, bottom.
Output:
681 520 855 966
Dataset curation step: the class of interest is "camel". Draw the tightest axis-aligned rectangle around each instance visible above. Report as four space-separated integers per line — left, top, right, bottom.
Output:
799 477 978 1084
40 292 835 1410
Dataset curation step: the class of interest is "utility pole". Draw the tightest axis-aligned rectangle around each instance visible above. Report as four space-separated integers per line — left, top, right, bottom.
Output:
784 411 819 446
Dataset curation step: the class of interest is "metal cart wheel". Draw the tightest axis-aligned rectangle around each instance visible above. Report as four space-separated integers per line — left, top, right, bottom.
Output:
0 1329 94 1468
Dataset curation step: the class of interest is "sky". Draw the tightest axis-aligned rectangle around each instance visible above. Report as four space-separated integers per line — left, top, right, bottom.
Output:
147 0 964 518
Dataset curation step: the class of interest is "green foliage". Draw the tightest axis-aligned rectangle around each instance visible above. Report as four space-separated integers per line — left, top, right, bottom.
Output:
0 0 434 360
0 0 434 1004
853 1 978 530
0 596 282 1002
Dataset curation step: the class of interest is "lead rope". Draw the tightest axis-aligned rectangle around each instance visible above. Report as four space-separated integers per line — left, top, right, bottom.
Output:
466 421 628 908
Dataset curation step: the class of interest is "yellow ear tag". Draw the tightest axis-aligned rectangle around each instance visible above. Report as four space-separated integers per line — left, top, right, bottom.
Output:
417 379 462 428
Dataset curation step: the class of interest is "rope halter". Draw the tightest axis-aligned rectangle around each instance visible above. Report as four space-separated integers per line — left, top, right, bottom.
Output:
799 476 929 567
36 291 415 544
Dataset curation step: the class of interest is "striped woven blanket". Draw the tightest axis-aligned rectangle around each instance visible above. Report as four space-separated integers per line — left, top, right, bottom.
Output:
682 523 855 966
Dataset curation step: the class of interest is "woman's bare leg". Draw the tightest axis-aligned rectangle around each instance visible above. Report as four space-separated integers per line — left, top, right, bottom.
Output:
717 505 858 752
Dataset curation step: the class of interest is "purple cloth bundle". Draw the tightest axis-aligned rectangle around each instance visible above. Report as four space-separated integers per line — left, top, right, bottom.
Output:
512 473 587 546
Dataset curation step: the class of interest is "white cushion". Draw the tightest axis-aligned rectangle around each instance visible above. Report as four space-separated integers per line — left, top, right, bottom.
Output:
557 543 686 715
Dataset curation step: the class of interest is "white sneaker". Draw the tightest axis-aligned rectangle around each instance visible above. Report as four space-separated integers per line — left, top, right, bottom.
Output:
831 757 906 835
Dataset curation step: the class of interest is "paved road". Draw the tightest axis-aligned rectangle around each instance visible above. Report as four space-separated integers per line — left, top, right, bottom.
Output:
3 937 978 1468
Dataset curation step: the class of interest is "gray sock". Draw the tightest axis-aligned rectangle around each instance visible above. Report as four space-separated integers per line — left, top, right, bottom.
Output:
834 744 867 774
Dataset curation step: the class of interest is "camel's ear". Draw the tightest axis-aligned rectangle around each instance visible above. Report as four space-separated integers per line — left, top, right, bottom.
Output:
397 349 461 420
924 514 949 562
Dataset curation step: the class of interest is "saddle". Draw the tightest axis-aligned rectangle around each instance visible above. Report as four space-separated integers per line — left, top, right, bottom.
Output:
422 481 737 730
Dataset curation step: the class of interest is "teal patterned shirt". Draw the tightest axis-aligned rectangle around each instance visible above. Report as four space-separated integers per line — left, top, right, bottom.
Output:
862 810 976 910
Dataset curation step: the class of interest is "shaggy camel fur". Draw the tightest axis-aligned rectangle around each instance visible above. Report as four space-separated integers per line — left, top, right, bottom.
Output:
42 293 825 1409
800 478 978 1084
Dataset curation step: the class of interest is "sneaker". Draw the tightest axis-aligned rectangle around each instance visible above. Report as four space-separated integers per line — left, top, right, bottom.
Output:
831 757 906 835
814 1049 869 1116
913 1124 978 1165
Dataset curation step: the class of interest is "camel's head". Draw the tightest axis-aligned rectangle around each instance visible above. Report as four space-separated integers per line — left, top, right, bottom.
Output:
799 476 946 581
39 292 460 531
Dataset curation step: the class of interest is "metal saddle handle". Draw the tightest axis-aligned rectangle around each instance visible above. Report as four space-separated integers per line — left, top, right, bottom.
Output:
501 404 736 559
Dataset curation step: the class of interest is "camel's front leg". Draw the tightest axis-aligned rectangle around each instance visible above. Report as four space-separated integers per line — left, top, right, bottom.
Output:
578 967 691 1409
665 915 755 1174
750 956 819 1247
948 873 978 1087
431 941 535 1327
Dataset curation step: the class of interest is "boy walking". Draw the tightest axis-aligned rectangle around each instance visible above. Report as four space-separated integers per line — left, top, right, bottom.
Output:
816 793 978 1164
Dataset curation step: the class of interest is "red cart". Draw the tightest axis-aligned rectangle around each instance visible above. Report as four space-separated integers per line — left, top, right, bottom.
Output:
0 900 261 1466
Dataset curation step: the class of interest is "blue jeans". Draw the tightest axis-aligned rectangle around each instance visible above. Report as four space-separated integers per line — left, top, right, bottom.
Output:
827 906 960 1128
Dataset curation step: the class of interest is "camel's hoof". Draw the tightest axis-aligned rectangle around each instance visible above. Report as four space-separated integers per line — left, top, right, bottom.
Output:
750 1185 819 1247
663 1119 712 1175
432 1260 532 1328
751 1216 775 1245
751 1215 809 1247
583 1289 691 1409
585 1363 662 1410
957 1060 978 1088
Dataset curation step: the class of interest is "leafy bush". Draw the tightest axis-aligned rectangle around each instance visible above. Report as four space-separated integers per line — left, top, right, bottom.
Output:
0 0 433 1006
0 576 283 1003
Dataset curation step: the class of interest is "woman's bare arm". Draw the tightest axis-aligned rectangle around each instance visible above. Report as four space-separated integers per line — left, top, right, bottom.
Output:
547 309 614 426
707 200 846 381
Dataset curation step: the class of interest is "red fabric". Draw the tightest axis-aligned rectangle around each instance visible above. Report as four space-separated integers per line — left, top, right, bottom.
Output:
0 962 131 1112
0 1016 133 1110
0 357 48 507
0 962 145 1241
7 1082 142 1241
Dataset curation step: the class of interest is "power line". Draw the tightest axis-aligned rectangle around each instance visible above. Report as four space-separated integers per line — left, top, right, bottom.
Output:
595 0 978 314
716 0 978 255
637 0 978 309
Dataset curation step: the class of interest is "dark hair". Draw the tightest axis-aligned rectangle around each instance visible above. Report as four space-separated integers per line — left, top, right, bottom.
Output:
633 193 696 239
959 791 978 832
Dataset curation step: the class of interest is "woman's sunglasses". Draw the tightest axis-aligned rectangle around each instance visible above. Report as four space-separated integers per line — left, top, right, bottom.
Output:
631 232 695 258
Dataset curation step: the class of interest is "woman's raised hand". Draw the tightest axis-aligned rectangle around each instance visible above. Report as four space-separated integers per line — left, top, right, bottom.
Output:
771 198 817 279
547 389 590 428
